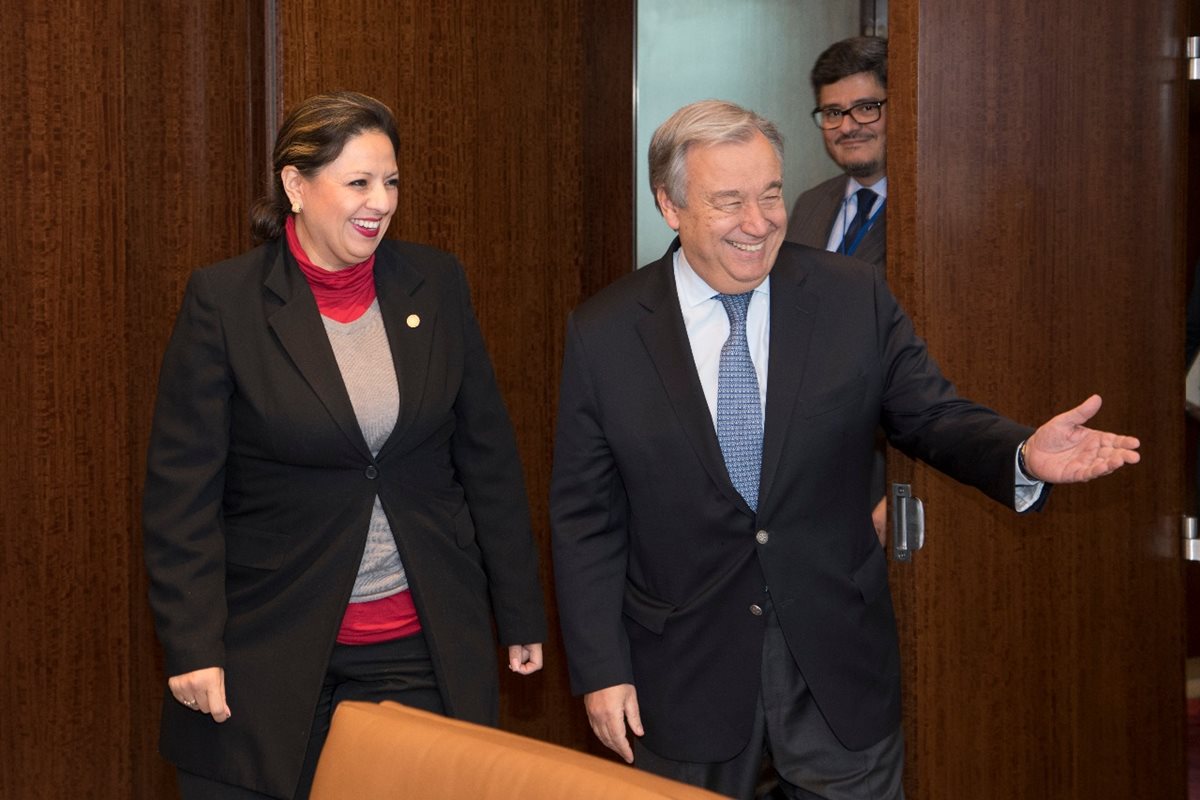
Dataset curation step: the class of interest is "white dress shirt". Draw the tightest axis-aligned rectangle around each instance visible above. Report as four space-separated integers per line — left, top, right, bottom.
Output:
673 250 769 422
825 176 888 254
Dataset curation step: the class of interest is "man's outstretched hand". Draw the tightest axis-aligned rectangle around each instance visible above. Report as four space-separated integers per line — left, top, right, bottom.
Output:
1023 395 1140 483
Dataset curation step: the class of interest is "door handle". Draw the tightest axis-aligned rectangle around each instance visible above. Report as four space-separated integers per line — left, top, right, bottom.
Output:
891 483 925 562
1184 515 1200 562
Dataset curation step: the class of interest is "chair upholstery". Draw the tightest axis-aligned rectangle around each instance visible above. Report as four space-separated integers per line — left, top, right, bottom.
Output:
310 700 725 799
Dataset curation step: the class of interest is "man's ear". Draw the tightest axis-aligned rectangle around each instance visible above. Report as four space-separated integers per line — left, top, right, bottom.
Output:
656 186 681 231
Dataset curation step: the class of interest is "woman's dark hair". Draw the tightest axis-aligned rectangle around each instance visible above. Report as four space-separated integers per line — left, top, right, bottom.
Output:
810 37 888 102
250 91 401 242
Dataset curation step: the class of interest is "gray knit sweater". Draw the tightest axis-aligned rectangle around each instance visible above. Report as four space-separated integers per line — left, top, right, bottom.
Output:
322 300 408 602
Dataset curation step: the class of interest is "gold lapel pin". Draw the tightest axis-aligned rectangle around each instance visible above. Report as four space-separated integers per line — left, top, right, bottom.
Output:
406 314 421 329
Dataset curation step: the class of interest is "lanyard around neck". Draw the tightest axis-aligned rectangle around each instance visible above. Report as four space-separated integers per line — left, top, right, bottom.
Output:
839 197 886 257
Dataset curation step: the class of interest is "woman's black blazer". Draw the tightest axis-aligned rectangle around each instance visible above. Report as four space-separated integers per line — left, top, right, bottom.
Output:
143 238 546 796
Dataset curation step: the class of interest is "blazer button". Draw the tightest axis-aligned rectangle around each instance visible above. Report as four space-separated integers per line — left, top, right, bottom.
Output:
755 530 769 544
365 466 379 480
749 604 763 616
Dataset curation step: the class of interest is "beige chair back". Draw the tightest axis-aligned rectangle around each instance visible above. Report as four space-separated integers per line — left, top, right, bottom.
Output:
310 700 725 799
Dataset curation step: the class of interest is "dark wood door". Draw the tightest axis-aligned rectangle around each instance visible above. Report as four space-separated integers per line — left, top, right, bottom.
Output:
886 0 1189 797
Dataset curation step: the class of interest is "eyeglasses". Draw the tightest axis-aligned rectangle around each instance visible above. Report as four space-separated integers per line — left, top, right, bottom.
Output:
811 99 887 130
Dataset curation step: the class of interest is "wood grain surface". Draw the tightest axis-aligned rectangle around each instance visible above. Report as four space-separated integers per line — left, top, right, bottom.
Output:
887 0 1188 797
1 0 631 795
7 0 1188 796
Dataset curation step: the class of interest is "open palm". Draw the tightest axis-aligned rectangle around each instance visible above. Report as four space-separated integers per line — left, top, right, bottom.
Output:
1023 395 1140 483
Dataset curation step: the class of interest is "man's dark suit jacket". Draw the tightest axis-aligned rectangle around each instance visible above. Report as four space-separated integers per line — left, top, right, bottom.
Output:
789 173 889 501
143 239 546 797
787 173 886 269
550 240 1032 762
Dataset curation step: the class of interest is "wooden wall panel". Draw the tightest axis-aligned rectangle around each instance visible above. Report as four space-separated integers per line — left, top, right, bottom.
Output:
122 1 267 796
581 0 636 303
0 0 265 796
888 0 1187 797
3 0 631 794
1 1 133 796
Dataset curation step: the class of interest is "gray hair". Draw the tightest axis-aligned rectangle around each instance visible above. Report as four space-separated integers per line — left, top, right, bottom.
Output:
648 100 784 213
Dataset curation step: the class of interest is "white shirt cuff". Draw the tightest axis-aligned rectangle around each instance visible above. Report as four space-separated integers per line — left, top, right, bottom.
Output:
1014 445 1045 512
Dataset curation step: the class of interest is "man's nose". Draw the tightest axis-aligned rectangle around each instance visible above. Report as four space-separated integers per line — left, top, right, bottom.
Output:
740 202 771 234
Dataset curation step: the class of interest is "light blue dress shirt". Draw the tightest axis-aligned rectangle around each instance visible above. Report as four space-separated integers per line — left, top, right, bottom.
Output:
672 250 769 422
672 246 1043 511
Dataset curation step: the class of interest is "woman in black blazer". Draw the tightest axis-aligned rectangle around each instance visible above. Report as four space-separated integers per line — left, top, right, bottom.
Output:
143 91 546 799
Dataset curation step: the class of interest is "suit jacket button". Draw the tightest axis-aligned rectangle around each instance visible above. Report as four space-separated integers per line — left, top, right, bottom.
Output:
749 604 763 616
755 530 769 544
365 466 379 479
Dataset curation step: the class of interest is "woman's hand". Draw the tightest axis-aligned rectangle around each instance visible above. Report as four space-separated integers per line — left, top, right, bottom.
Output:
507 643 544 675
168 666 232 722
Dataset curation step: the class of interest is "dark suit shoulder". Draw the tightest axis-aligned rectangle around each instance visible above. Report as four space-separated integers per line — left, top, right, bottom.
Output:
787 174 846 248
570 253 672 330
373 239 470 297
184 242 281 308
775 240 879 292
791 173 846 214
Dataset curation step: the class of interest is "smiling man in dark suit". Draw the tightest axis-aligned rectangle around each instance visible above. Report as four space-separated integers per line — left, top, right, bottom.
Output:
550 99 1139 800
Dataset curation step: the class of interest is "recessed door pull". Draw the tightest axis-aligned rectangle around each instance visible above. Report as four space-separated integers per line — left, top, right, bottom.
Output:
891 483 925 562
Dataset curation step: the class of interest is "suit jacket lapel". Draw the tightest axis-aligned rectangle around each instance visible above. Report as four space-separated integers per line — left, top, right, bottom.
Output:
264 244 372 458
788 174 846 249
635 245 752 515
758 252 818 513
373 245 436 460
817 175 847 244
852 212 886 268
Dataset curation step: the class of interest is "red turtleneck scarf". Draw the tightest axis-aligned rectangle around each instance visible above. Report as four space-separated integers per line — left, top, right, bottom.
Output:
286 215 422 644
285 215 378 323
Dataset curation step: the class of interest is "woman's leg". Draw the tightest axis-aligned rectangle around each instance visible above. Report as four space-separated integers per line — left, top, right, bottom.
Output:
292 633 443 799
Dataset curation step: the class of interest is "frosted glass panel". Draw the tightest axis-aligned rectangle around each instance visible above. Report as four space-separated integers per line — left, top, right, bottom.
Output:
636 1 860 267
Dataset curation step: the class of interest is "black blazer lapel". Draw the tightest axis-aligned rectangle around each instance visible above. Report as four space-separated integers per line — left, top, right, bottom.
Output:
634 248 752 515
373 245 437 459
758 252 819 513
264 246 372 458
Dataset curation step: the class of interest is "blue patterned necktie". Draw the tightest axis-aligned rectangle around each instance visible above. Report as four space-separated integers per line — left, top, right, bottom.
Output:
716 292 763 511
840 187 878 256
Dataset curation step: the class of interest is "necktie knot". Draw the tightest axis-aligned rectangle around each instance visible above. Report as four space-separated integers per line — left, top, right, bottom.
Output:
717 292 753 327
855 187 877 219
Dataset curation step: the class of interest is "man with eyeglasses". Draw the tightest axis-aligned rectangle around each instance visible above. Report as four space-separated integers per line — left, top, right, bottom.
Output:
790 36 891 546
789 36 889 266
